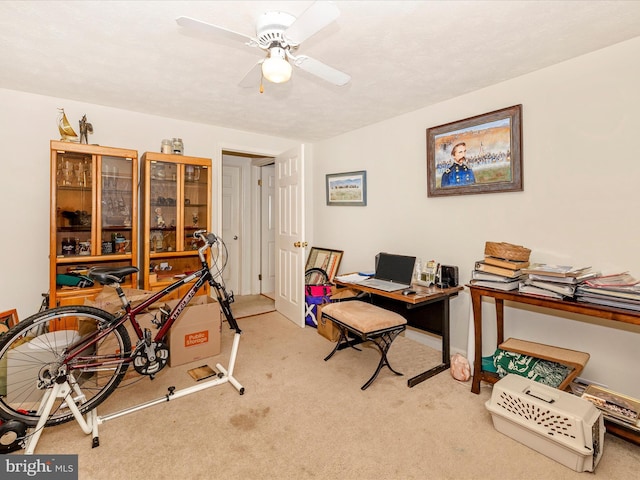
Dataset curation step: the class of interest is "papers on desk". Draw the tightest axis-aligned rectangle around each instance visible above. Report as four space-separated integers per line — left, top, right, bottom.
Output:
335 273 371 283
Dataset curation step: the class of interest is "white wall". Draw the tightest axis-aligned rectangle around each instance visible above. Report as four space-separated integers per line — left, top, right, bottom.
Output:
0 88 297 320
312 37 640 397
1 37 639 398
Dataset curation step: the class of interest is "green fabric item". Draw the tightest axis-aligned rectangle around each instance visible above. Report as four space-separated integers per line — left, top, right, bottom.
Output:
482 355 498 373
493 348 572 388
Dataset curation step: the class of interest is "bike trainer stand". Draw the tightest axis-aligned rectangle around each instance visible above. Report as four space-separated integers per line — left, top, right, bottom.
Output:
23 331 244 454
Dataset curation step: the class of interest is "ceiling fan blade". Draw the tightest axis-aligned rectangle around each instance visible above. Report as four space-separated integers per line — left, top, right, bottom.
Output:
291 55 350 86
284 1 340 45
238 61 263 88
176 16 258 47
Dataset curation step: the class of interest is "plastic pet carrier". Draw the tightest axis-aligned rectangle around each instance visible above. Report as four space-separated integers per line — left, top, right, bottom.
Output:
485 374 604 472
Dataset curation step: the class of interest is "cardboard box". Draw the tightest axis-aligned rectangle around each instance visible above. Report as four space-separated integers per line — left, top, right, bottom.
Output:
85 287 155 314
331 287 359 301
166 296 221 367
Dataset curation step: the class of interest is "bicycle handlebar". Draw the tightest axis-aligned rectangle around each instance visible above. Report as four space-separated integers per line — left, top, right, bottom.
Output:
194 230 218 246
195 231 222 263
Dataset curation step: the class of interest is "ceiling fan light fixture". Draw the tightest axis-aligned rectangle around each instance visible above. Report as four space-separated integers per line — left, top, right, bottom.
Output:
262 47 292 83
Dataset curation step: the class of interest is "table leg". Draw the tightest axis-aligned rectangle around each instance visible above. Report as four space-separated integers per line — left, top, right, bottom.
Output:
496 298 504 345
471 289 483 394
407 298 452 388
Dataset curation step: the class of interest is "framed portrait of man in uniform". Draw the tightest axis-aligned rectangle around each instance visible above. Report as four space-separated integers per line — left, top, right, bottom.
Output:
426 104 523 197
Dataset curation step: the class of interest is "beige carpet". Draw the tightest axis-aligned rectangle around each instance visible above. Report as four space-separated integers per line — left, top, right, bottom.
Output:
229 294 275 318
18 311 640 479
262 291 275 301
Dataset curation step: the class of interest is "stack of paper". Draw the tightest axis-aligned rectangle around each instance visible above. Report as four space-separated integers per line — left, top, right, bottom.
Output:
518 264 597 299
575 273 640 311
334 273 371 283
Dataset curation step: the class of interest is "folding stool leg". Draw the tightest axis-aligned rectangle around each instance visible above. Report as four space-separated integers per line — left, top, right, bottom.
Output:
324 325 362 361
360 329 404 390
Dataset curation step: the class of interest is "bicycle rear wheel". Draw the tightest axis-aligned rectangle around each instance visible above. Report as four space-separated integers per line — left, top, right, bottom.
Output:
0 306 131 427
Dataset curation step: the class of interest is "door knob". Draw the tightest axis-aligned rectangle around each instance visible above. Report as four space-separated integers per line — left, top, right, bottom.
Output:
233 235 238 240
293 241 308 248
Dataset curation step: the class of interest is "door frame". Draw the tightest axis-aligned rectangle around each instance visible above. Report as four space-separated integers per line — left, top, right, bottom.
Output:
215 143 306 308
221 159 244 294
257 163 276 295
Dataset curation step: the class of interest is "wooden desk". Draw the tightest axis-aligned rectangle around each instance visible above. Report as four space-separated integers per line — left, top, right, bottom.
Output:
334 279 462 387
468 284 640 445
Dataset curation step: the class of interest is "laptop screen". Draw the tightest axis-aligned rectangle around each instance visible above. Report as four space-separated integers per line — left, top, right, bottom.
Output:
375 253 416 284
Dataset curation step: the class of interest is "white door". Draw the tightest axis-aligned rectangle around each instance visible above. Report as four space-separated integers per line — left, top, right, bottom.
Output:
261 165 276 295
222 164 241 294
275 146 306 326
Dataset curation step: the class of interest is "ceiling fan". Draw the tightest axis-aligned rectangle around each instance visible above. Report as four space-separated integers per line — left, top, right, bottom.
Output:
176 1 351 88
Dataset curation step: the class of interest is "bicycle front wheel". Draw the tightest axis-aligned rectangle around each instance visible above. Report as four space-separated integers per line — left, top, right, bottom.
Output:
0 306 131 427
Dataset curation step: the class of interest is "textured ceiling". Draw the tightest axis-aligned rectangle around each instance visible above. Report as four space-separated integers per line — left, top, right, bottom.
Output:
2 1 640 142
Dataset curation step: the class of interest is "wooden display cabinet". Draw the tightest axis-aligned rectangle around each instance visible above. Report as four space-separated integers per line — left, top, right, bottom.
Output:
50 140 138 307
140 152 212 299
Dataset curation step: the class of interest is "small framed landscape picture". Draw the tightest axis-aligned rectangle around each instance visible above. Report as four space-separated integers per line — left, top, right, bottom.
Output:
426 104 523 197
326 170 367 206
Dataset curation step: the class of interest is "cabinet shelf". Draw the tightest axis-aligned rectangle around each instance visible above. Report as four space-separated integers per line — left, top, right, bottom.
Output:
101 226 133 231
57 186 91 192
56 253 133 263
150 226 177 231
57 226 92 232
150 250 200 259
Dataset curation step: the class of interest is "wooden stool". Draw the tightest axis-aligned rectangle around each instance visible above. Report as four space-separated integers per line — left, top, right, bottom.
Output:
499 338 590 391
321 301 407 390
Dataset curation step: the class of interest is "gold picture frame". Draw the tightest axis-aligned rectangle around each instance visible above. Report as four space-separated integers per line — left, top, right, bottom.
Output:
305 247 344 283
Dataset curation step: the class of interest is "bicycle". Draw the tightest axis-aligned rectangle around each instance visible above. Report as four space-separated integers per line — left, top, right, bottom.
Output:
0 230 243 453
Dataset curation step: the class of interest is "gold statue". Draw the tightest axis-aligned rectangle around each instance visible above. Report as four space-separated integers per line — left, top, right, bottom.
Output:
57 108 78 142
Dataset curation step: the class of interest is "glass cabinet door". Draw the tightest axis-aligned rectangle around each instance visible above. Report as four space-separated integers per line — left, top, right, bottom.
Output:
50 141 138 307
141 152 211 294
55 151 94 257
183 164 209 250
101 155 134 255
149 161 178 253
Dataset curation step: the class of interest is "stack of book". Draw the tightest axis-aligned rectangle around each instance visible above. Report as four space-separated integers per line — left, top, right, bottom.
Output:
471 256 529 291
518 264 597 299
575 272 640 311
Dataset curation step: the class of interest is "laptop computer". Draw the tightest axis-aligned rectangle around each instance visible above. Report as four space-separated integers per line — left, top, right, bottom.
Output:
358 253 416 292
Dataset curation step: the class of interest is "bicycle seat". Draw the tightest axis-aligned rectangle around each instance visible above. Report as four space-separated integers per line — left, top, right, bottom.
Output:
89 266 139 285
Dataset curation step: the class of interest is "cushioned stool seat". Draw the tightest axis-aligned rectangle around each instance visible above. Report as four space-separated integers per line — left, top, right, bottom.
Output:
321 301 407 390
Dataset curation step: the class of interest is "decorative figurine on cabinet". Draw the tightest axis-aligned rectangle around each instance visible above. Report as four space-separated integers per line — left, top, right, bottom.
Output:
79 114 93 144
155 207 166 228
57 108 78 142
